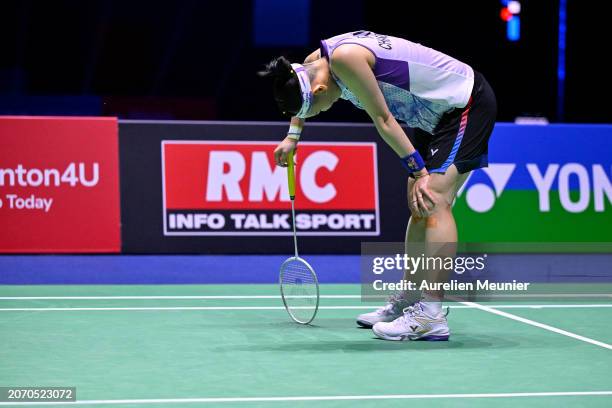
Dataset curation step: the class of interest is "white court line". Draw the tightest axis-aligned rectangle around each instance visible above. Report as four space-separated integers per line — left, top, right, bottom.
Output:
1 304 612 312
1 294 610 300
0 295 361 300
497 304 612 309
0 390 611 405
0 306 359 312
473 294 612 298
461 300 612 350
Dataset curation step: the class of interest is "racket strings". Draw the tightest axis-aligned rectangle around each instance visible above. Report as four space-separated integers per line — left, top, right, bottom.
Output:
280 258 319 323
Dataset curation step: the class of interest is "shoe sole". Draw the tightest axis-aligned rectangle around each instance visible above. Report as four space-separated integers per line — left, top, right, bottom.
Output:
356 319 373 328
416 335 450 341
372 325 449 341
356 315 402 329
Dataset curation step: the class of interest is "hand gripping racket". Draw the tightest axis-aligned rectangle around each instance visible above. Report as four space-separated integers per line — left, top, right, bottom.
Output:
279 150 320 324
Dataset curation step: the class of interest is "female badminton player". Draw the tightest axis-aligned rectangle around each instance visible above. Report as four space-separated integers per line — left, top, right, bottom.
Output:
259 30 496 341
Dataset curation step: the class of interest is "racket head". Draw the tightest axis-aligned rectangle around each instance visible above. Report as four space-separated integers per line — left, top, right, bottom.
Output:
279 256 320 325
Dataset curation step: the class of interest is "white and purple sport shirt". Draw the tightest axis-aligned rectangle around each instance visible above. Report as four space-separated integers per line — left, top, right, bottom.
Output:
320 30 474 133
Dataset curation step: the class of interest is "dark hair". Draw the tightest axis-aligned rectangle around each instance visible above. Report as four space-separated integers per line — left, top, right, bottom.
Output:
258 56 302 116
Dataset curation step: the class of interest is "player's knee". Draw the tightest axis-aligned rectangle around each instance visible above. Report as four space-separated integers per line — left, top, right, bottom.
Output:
427 170 464 207
423 209 449 228
423 213 442 228
424 198 452 225
426 192 450 215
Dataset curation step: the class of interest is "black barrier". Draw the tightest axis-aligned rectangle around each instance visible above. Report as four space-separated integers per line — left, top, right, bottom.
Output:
119 120 412 254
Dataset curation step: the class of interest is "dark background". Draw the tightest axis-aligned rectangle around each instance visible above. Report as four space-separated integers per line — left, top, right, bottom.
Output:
0 0 610 123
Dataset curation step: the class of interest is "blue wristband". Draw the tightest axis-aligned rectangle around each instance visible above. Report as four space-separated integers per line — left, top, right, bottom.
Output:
400 151 426 173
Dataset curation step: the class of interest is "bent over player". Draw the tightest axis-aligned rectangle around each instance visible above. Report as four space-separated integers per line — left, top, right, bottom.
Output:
259 30 496 341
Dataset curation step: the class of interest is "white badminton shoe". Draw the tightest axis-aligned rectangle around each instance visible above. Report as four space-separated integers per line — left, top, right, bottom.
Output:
356 294 412 328
372 302 450 341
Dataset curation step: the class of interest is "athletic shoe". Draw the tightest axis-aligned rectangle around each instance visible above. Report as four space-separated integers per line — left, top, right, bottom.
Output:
356 294 411 328
371 302 450 341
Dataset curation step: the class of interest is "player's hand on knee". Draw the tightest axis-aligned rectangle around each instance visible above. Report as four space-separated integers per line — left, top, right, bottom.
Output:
410 174 435 217
274 138 298 167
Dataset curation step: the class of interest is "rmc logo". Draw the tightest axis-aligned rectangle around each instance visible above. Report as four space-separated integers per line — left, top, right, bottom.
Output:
161 141 379 236
458 163 612 213
205 150 340 204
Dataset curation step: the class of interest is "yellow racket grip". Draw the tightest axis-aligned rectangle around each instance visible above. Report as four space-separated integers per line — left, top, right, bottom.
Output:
287 150 296 199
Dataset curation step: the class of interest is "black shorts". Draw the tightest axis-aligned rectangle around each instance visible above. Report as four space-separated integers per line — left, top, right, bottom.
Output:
409 71 497 175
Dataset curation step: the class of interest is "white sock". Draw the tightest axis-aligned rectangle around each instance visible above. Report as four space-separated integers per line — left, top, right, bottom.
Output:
420 294 442 318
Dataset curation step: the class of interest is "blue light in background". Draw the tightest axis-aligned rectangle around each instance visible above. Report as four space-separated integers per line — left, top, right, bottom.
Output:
254 0 310 47
507 15 520 41
557 0 567 121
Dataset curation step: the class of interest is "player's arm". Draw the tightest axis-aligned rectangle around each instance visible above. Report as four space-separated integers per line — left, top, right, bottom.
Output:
331 45 417 160
331 45 433 214
274 50 320 167
274 116 301 167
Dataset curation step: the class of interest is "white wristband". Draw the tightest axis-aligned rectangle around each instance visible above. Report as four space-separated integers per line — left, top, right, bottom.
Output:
287 124 302 141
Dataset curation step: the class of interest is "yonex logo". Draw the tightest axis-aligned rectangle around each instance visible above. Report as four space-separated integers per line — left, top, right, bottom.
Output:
458 163 612 213
457 164 515 213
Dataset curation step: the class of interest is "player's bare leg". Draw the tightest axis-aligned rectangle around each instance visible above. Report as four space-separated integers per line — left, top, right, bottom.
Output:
402 209 426 304
371 166 469 340
405 165 469 303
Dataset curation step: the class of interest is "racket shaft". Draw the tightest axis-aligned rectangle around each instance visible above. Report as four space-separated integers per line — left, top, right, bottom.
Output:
287 150 298 257
291 200 298 257
287 150 296 198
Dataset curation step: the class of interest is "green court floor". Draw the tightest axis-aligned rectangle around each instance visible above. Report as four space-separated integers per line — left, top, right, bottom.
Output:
1 284 611 407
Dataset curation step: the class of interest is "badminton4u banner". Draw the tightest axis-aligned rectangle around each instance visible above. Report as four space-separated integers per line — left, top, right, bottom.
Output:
161 141 379 235
0 116 120 252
